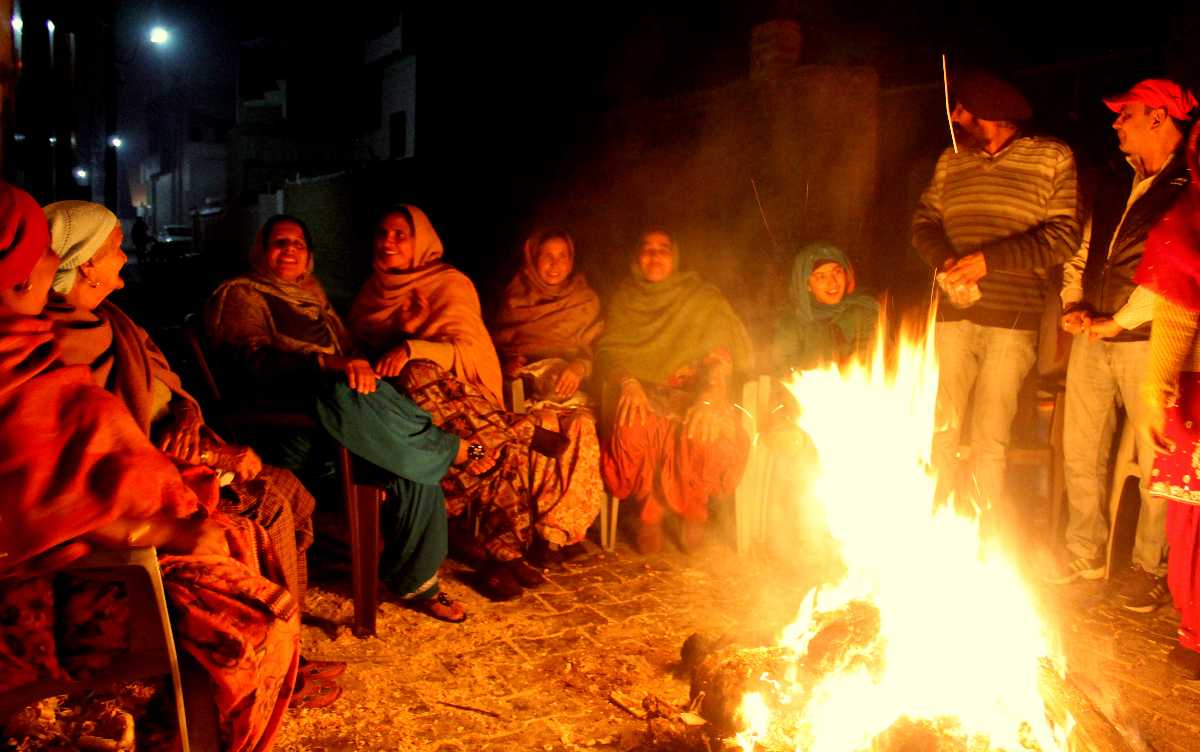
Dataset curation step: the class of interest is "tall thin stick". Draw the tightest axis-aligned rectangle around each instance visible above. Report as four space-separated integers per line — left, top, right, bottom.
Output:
942 53 959 154
750 177 783 254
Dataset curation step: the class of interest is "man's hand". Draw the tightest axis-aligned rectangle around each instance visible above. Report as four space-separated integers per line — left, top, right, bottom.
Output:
1061 308 1090 335
616 379 649 427
555 361 587 399
374 344 411 378
944 252 987 286
1086 317 1123 341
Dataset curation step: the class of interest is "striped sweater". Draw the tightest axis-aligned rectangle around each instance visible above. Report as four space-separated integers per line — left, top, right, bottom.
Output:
912 135 1081 328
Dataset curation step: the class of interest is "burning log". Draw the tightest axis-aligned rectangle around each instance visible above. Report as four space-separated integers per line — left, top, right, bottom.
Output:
687 600 882 735
689 645 796 736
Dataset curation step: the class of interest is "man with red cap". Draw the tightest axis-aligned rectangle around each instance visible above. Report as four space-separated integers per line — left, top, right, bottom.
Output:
1047 79 1197 612
913 70 1081 530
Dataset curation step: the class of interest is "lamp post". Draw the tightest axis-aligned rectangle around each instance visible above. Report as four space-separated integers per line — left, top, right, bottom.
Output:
104 22 169 211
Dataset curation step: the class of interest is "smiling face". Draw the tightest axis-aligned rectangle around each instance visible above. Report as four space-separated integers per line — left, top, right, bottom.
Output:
374 212 417 271
265 220 310 283
67 226 128 311
808 260 847 306
534 236 573 286
636 231 674 283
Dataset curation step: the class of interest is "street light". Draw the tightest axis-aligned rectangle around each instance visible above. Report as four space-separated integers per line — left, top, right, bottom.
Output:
74 168 87 180
106 23 172 210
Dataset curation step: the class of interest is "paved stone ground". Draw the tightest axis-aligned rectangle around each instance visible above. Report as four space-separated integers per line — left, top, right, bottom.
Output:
273 518 1200 752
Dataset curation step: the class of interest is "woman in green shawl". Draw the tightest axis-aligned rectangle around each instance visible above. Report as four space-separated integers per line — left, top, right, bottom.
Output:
772 243 879 372
597 228 753 554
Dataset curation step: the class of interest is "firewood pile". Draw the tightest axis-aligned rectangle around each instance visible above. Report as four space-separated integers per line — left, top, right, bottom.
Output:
615 599 1063 751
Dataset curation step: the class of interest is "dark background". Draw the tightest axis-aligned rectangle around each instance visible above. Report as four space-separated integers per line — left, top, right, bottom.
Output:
5 1 1198 333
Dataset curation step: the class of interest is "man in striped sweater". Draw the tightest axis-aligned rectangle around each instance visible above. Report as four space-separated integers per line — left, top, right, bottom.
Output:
913 70 1080 533
1045 80 1196 613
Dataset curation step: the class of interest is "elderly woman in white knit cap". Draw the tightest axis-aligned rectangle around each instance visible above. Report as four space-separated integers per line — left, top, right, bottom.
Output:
40 201 347 705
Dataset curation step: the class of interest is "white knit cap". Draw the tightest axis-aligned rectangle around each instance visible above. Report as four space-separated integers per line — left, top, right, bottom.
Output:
44 201 119 294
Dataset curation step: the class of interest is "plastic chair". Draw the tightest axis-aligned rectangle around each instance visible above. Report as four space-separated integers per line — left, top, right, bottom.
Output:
734 375 773 554
1104 416 1141 579
182 318 384 637
0 547 219 751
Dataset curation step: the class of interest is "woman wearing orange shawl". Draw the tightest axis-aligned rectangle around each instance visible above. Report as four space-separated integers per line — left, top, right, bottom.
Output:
0 184 298 752
597 228 754 555
349 205 504 406
348 206 573 596
490 228 606 562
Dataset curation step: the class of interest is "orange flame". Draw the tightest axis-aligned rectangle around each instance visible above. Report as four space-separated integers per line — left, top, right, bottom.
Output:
735 312 1071 751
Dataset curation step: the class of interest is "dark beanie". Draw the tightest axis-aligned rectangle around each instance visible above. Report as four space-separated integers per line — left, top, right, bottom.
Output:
954 70 1032 123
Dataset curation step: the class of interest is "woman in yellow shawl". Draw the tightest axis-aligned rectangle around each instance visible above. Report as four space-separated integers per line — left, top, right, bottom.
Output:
597 228 754 554
490 228 606 563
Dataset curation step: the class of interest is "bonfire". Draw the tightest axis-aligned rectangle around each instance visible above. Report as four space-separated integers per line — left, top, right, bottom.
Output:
723 312 1072 752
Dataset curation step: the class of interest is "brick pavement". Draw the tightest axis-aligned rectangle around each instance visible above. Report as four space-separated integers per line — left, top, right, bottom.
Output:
277 535 1200 752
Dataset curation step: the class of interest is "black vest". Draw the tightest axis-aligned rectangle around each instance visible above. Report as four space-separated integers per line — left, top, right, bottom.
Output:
1082 152 1191 341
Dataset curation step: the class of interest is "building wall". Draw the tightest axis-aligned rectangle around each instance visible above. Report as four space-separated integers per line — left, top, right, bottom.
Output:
537 63 880 348
369 55 416 160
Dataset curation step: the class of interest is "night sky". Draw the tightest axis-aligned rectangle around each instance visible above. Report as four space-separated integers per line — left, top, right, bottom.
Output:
114 0 1196 165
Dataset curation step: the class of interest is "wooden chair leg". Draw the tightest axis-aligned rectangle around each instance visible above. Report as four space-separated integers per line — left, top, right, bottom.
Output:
351 484 382 637
338 447 381 637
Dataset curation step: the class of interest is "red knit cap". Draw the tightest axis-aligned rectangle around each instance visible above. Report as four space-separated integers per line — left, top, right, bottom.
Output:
0 183 49 287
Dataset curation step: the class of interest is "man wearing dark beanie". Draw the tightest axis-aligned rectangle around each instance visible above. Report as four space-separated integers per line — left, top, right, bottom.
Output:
913 70 1080 531
1046 79 1197 614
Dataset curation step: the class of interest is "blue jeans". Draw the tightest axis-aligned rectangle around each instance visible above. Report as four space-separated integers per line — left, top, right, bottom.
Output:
932 320 1038 516
1062 336 1165 575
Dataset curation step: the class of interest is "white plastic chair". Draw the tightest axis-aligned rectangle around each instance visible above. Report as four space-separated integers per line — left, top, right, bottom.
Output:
0 546 219 751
